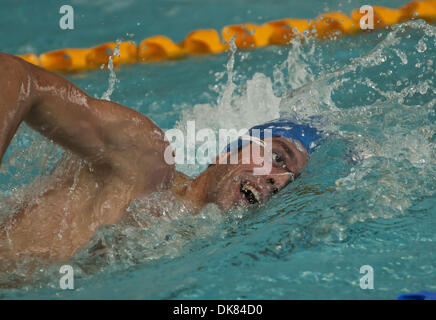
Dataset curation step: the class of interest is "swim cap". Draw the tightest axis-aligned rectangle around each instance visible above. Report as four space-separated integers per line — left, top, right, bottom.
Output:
397 291 436 300
224 118 322 155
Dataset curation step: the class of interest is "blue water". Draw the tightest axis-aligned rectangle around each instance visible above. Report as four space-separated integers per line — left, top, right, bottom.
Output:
0 0 435 299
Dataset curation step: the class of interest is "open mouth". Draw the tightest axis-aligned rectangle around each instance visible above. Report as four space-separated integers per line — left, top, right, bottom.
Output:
240 182 260 205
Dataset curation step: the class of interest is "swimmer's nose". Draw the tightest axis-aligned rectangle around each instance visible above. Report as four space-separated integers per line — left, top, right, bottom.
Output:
265 173 294 193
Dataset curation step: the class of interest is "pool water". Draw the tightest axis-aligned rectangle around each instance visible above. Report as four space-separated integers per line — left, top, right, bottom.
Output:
0 0 435 299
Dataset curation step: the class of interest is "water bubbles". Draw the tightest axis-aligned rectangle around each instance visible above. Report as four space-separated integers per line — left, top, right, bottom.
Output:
418 82 429 95
393 49 408 65
416 39 427 53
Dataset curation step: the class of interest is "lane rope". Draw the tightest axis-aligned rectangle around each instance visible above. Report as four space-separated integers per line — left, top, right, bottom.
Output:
15 0 436 73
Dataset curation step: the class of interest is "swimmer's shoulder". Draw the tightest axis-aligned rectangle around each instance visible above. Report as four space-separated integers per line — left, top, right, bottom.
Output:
0 53 27 73
0 52 35 70
0 52 43 88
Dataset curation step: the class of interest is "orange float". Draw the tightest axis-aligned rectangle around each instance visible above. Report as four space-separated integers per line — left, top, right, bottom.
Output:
181 29 226 54
351 6 402 29
312 12 359 39
265 19 312 45
17 53 39 66
221 23 274 49
399 0 436 24
39 48 90 73
85 41 137 69
115 41 138 65
138 36 185 62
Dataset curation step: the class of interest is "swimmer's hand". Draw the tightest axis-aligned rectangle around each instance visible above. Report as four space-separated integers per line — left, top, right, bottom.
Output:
0 53 173 191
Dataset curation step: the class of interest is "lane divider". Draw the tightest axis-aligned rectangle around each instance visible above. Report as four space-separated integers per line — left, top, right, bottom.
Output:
15 0 436 73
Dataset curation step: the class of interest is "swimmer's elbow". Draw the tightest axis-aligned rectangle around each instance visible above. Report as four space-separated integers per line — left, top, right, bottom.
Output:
0 53 37 165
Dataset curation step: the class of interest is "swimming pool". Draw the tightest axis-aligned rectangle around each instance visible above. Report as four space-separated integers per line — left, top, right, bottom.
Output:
0 0 435 299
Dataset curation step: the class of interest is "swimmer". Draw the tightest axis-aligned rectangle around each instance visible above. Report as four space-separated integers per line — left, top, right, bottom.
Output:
0 53 320 263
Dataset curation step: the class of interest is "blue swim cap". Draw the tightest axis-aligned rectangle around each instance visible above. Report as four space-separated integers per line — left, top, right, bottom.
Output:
224 118 321 155
397 291 436 300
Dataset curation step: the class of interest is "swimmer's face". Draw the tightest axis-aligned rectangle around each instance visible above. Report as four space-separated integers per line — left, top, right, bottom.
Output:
203 137 309 211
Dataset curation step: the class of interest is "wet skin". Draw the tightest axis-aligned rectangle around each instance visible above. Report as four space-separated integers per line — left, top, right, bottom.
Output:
0 53 309 263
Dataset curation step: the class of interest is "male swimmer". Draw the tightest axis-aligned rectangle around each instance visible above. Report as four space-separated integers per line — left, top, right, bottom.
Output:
0 53 320 263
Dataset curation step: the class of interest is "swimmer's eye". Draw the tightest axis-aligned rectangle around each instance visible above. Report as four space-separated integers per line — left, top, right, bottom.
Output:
272 152 291 172
272 152 284 164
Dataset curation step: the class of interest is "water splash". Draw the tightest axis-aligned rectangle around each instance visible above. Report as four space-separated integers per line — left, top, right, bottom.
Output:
175 38 282 176
172 19 435 246
101 40 121 101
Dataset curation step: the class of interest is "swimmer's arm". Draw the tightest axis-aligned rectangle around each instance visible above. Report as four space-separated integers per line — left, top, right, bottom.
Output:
0 54 37 163
0 53 173 187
